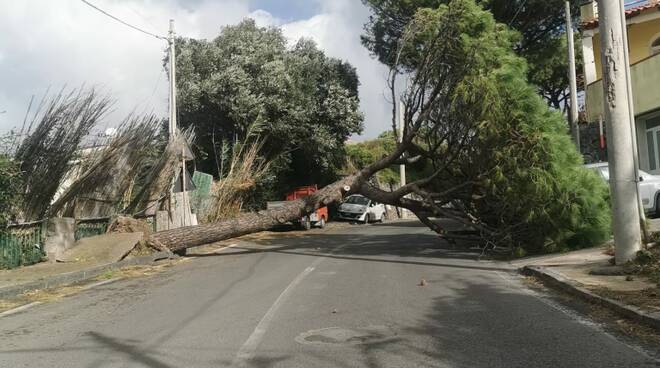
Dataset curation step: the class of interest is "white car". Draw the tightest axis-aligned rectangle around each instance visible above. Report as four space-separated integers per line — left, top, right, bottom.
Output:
337 194 387 223
586 162 660 215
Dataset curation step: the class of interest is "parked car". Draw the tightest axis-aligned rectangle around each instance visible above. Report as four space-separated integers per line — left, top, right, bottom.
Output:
586 162 660 215
337 194 386 223
266 185 328 230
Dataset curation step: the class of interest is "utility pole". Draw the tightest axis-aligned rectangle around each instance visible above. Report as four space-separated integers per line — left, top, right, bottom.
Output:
168 19 177 140
167 19 189 228
597 0 642 264
565 1 580 151
617 0 649 243
398 100 406 187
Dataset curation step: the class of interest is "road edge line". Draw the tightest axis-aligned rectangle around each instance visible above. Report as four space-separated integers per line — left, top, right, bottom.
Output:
521 265 660 331
0 301 43 318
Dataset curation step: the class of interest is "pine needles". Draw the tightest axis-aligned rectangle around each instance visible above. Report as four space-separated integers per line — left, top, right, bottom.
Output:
204 140 270 222
49 114 162 218
14 88 112 220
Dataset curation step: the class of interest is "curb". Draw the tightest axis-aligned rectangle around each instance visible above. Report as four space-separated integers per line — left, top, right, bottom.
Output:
0 251 174 300
522 265 660 331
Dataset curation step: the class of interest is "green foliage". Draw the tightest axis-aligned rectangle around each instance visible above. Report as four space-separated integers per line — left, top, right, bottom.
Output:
346 131 432 185
389 0 610 252
361 0 582 109
174 20 364 201
0 155 23 225
346 132 399 184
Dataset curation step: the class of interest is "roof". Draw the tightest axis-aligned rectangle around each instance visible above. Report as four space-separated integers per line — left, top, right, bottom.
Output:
581 0 660 31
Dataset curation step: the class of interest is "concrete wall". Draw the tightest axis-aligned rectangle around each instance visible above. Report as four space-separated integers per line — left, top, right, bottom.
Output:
586 52 660 121
587 12 660 80
43 218 75 262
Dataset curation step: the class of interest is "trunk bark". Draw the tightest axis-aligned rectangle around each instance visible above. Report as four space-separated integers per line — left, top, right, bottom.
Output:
150 175 359 251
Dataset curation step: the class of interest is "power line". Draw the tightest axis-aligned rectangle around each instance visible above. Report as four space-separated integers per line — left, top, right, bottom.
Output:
80 0 166 40
508 0 528 25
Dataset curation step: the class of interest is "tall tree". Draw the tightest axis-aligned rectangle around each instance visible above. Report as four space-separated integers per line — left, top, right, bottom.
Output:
153 0 609 255
361 0 583 110
174 20 363 200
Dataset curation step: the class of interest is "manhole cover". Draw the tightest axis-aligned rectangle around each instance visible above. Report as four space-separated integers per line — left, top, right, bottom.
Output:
295 325 396 346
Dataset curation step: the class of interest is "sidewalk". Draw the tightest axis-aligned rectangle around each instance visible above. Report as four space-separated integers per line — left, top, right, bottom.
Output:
0 232 157 299
514 245 660 329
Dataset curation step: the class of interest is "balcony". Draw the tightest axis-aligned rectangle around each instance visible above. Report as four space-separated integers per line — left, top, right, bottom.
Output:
585 52 660 122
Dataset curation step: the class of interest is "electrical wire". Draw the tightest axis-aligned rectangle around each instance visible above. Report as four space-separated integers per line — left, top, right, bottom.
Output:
508 0 528 25
80 0 166 40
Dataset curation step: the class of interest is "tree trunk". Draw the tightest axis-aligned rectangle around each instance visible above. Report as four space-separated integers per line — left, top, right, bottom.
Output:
150 175 359 251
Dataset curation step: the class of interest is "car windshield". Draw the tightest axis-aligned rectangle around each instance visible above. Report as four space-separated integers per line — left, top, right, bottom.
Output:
344 196 369 205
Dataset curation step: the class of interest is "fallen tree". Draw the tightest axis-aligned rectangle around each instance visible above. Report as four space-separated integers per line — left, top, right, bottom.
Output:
151 0 610 254
151 175 358 251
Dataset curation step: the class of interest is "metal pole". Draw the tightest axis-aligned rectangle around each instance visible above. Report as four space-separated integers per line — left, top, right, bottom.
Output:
182 147 188 227
168 19 177 140
565 1 580 151
618 0 649 243
398 101 406 188
597 0 642 264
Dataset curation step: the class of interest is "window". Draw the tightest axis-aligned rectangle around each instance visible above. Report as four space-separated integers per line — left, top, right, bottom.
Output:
651 37 660 56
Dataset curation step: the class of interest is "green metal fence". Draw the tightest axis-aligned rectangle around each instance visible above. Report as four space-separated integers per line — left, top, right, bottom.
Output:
75 217 110 241
0 221 46 269
191 171 214 214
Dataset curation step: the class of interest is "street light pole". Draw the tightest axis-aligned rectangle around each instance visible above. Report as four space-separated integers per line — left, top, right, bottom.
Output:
597 0 642 264
565 1 580 151
168 19 177 141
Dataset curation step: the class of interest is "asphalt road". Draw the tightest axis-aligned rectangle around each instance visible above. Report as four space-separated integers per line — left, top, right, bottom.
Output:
1 220 659 368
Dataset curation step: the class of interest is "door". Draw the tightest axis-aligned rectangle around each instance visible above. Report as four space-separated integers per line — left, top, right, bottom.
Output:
645 117 660 175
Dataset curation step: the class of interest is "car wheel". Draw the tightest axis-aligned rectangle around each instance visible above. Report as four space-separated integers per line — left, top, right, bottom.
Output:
380 212 386 223
318 217 326 229
656 195 660 218
302 216 312 230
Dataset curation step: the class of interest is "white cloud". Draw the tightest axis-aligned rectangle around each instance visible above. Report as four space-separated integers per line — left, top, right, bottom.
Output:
277 1 392 139
0 0 390 140
248 9 283 27
0 0 250 134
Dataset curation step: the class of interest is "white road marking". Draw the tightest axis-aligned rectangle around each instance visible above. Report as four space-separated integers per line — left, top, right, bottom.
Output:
208 243 239 254
232 254 331 367
0 301 42 318
80 277 123 291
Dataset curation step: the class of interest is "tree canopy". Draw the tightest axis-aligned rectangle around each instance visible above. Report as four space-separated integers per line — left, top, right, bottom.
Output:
355 0 609 253
174 20 364 201
361 0 583 110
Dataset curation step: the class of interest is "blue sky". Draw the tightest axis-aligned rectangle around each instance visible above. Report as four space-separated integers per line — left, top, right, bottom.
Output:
250 0 320 21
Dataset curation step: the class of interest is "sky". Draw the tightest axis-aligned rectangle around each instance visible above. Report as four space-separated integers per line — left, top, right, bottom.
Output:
0 0 391 140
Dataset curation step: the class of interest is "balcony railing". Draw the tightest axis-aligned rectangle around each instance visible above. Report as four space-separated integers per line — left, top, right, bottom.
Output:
585 52 660 122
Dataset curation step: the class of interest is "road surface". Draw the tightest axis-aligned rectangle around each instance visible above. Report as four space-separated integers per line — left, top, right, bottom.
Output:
1 221 658 367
